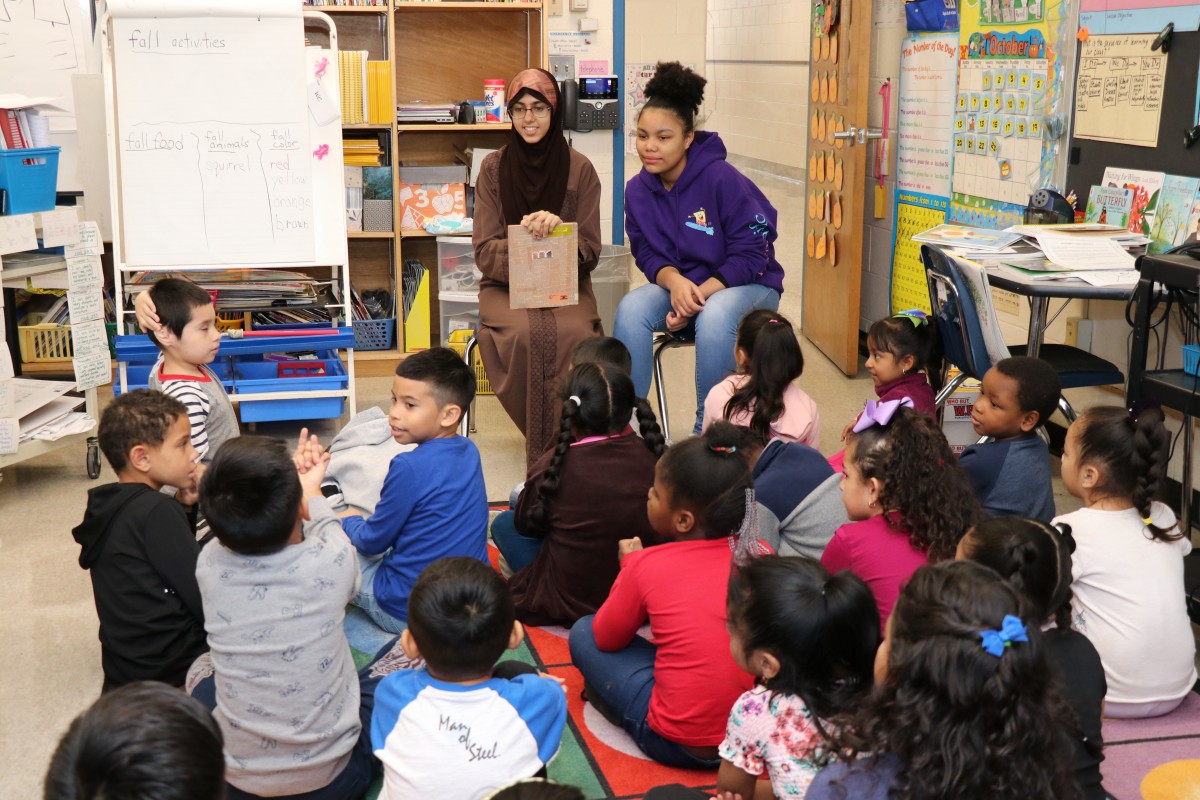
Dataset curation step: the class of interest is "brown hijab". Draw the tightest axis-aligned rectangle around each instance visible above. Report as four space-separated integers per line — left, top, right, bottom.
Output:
499 68 572 222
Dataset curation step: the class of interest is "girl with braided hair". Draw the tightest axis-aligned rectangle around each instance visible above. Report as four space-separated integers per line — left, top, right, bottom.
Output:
809 561 1083 800
1054 402 1196 718
491 361 666 627
958 517 1107 799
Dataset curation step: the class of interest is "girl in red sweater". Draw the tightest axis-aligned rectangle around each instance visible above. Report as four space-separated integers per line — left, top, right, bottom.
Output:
568 423 763 769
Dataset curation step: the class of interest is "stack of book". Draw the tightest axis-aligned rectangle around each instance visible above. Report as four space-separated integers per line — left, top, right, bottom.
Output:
126 270 321 311
303 0 387 6
343 138 385 167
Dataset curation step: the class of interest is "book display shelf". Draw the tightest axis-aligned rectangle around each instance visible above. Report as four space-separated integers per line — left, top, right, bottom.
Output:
306 1 546 376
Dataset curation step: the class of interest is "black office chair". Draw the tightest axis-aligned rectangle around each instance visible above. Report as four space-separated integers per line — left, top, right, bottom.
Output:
922 244 1124 422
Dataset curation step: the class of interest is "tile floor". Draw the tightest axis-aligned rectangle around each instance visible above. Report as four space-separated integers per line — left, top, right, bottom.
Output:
0 168 1091 796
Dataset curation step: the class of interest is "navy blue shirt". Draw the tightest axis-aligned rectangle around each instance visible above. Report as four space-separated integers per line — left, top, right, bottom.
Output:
959 433 1056 522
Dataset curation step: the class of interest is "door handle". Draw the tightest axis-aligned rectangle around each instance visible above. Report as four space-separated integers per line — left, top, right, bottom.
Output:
832 125 885 145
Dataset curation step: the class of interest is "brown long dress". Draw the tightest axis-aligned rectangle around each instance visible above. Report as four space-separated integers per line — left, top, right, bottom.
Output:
473 147 603 471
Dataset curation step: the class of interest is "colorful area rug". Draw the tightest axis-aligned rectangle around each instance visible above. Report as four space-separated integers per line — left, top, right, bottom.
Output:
1101 690 1200 798
345 543 718 799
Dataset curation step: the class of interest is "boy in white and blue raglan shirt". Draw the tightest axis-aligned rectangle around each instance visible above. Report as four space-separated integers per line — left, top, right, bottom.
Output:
341 348 489 633
373 558 568 800
190 436 379 800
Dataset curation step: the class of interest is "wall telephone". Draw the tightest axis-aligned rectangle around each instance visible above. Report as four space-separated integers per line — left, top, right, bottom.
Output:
560 76 620 132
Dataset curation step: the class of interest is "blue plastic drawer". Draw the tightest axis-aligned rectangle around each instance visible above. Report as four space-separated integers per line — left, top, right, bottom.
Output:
114 360 233 395
0 147 60 214
233 352 347 423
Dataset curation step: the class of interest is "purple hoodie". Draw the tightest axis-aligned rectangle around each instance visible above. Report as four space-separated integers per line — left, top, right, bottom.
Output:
624 130 784 294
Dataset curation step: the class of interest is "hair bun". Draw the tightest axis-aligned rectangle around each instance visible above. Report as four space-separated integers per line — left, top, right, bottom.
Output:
644 61 706 118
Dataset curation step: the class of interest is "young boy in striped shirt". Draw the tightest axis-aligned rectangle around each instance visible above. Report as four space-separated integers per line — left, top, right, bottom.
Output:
144 277 239 465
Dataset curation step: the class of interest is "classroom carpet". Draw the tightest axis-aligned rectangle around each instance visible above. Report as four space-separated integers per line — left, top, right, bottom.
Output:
345 542 719 800
1100 690 1200 799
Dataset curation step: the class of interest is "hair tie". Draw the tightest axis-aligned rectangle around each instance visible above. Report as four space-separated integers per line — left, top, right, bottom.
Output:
980 614 1028 657
892 309 928 327
568 395 582 407
710 445 737 454
1128 398 1161 424
851 397 914 433
767 318 780 324
1142 515 1154 526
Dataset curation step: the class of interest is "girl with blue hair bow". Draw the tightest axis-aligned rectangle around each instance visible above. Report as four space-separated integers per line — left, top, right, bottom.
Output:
807 561 1084 800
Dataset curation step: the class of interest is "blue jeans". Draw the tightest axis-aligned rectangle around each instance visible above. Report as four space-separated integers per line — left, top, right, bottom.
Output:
613 282 781 433
568 615 721 770
354 551 407 634
191 638 391 800
490 510 543 573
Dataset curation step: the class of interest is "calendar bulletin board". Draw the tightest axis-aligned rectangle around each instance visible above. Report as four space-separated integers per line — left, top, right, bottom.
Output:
948 0 1074 229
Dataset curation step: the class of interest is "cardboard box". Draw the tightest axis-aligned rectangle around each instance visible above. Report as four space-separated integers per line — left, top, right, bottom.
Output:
397 182 466 230
942 371 981 454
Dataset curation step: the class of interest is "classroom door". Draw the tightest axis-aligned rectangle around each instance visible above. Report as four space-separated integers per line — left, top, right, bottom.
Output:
801 0 875 376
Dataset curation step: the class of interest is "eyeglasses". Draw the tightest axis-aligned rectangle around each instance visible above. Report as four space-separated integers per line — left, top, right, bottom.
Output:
510 103 551 119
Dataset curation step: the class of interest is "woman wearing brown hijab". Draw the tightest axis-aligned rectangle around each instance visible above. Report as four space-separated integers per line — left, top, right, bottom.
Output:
473 68 603 471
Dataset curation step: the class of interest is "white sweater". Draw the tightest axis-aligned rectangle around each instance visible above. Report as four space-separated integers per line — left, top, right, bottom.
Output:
1053 501 1196 705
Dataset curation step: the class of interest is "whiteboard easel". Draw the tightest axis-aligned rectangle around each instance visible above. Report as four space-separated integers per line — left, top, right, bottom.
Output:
101 1 355 414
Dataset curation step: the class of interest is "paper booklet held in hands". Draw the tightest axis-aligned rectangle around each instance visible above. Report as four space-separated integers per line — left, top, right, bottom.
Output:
507 223 579 310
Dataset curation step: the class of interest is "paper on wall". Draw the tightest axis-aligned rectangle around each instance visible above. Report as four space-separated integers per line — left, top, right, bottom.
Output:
70 319 109 357
65 221 103 258
67 289 104 325
1074 34 1166 148
66 254 104 291
72 351 111 391
38 208 81 247
0 214 38 255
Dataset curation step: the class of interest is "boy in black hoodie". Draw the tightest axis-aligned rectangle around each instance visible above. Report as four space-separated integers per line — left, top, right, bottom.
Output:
73 390 207 692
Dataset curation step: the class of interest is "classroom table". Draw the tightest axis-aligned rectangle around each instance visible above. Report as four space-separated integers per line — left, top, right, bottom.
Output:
983 267 1139 358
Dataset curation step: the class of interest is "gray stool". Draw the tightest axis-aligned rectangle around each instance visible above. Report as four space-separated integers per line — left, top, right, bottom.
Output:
651 333 696 445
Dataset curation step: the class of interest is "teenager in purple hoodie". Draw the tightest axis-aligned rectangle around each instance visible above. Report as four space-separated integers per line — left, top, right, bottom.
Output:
614 62 785 434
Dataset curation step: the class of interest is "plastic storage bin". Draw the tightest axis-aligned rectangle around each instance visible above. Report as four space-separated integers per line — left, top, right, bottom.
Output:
439 291 479 345
234 352 348 422
437 236 482 293
18 312 120 363
353 317 396 350
0 147 60 214
446 329 493 395
1184 345 1200 377
113 351 346 423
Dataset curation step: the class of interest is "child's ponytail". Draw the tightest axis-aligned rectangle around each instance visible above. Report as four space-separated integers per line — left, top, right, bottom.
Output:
849 406 981 560
658 421 755 540
526 362 640 536
961 517 1077 631
1075 404 1182 542
724 310 804 443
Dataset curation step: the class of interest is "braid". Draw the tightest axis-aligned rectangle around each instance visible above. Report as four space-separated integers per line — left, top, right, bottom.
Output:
634 397 667 458
526 400 578 536
1130 407 1178 541
1005 539 1040 603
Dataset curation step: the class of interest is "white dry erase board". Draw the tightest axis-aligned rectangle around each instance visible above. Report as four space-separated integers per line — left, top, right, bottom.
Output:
104 0 346 269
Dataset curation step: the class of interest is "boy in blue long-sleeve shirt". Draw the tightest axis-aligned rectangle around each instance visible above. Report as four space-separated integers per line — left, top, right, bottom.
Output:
341 348 489 633
959 356 1062 522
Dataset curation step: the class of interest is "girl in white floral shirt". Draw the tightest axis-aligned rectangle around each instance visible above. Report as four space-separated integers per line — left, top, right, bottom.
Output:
716 557 879 799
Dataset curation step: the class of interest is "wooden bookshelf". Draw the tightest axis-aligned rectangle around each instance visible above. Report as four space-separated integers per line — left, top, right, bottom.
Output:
311 1 544 363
